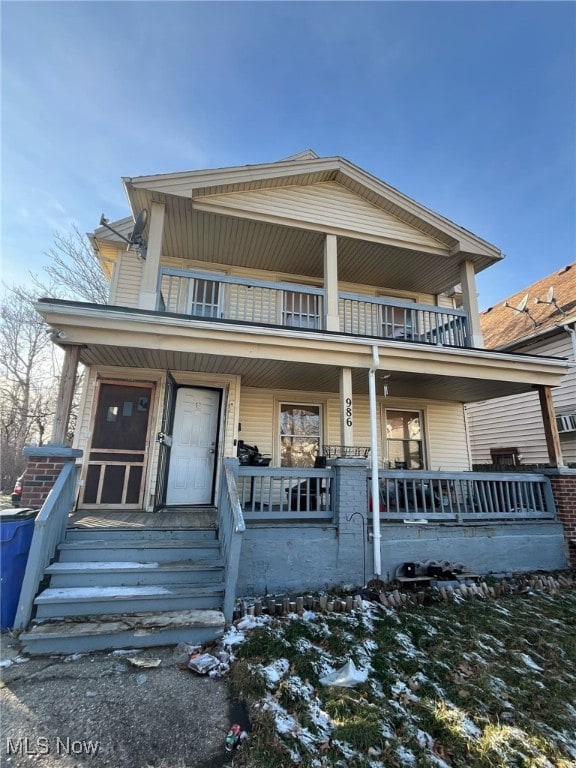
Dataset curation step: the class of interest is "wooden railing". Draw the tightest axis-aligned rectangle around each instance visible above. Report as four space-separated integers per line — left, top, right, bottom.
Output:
157 267 471 348
237 465 335 522
14 462 79 630
371 470 556 522
218 459 246 622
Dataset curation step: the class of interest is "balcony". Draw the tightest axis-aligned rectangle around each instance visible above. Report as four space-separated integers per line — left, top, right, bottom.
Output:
158 268 471 347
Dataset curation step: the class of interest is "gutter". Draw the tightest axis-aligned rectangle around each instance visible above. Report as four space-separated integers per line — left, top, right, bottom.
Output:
369 345 381 578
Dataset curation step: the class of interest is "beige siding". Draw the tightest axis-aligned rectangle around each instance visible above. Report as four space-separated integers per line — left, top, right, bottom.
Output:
112 251 144 307
466 333 576 465
239 387 470 470
194 182 447 250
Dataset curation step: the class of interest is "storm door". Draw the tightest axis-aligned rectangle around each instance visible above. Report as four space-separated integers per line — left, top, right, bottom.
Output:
81 382 154 508
154 372 177 511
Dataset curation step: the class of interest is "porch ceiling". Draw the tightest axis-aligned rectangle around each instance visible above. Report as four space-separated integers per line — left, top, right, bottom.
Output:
76 342 546 404
117 196 482 296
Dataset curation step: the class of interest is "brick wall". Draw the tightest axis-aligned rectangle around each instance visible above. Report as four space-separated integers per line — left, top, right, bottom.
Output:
548 471 576 567
20 447 82 510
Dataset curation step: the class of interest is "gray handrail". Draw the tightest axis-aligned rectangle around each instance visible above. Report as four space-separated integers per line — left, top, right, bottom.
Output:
13 462 79 630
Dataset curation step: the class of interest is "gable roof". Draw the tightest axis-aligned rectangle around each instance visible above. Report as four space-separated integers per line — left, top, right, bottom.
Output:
122 151 503 267
480 262 576 349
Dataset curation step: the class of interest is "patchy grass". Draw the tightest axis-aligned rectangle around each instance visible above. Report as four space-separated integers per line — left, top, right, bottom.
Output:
229 584 576 767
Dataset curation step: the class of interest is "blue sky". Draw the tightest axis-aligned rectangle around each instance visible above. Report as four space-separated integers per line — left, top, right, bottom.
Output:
2 1 575 309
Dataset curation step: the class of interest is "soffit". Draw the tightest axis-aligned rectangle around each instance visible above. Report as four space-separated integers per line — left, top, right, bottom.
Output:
108 192 484 294
75 343 545 403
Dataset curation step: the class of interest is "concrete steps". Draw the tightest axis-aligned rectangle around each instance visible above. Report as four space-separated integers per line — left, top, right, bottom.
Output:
23 525 227 655
20 609 225 655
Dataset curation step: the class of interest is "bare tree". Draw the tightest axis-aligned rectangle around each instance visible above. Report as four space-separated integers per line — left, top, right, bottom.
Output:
0 284 58 489
43 224 109 303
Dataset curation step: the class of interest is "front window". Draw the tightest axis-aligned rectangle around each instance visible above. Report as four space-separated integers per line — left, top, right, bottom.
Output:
380 298 416 340
385 409 424 469
280 403 321 467
190 278 220 318
283 291 320 329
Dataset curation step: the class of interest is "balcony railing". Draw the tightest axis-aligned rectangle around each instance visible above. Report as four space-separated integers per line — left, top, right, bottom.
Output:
157 268 471 347
370 470 556 522
340 293 470 346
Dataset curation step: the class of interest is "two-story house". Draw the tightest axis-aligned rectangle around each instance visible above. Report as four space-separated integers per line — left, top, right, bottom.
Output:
17 151 572 653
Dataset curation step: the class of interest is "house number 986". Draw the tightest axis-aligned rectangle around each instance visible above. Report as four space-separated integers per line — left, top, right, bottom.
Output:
345 397 353 427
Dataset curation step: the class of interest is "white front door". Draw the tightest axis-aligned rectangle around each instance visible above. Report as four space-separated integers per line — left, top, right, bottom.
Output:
166 387 220 505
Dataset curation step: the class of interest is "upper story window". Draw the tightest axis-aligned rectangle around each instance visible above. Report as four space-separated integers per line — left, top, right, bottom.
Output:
379 296 416 340
280 403 322 467
283 291 320 330
190 278 221 318
385 409 425 469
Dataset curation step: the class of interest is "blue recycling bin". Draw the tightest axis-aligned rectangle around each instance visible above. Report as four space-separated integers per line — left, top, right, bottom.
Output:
1 508 37 630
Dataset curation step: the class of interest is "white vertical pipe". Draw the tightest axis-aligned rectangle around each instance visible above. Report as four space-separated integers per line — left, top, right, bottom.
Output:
369 345 381 577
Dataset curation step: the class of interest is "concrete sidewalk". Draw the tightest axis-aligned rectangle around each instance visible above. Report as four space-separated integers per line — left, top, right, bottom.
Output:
1 633 234 768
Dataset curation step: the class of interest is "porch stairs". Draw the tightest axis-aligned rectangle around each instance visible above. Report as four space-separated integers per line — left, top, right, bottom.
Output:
19 524 227 655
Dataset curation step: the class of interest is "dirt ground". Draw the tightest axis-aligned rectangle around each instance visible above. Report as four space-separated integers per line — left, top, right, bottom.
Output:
1 634 235 768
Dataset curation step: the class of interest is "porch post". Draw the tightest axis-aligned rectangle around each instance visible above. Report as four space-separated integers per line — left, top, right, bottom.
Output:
537 385 564 467
138 200 165 311
323 234 340 332
339 368 354 448
50 345 81 445
459 259 483 348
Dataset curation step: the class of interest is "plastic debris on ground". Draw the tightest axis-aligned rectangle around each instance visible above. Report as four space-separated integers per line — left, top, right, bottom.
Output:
127 656 161 668
319 659 368 687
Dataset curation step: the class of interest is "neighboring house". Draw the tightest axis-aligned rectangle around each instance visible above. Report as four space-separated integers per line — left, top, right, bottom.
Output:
466 263 576 467
17 151 573 652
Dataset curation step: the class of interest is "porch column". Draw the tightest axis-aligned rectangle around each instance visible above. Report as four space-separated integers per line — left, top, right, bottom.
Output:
50 345 82 445
20 446 82 510
138 201 165 310
339 367 354 448
459 259 483 348
323 234 340 332
537 385 564 468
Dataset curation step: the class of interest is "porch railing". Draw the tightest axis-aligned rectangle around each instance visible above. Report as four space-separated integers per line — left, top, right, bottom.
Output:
237 465 336 522
340 293 470 347
157 267 471 347
370 470 556 522
218 459 246 622
158 268 324 330
14 462 79 630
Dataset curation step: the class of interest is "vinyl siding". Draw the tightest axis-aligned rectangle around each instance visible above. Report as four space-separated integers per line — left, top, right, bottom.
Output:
193 182 447 251
112 251 144 308
466 333 576 465
239 387 470 469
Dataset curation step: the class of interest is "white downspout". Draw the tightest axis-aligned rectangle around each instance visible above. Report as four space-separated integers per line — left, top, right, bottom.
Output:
369 345 381 578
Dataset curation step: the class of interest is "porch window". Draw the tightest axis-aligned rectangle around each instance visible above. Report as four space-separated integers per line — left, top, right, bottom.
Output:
490 447 520 467
379 297 416 340
189 278 221 318
283 291 320 329
385 409 425 469
280 403 321 467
